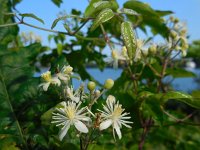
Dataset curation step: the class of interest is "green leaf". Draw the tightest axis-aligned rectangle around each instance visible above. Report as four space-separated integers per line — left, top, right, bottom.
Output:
51 0 63 7
57 43 63 55
19 13 44 24
51 16 67 29
121 21 136 61
84 0 118 17
117 8 140 16
166 68 196 78
162 91 200 109
155 10 173 17
90 8 114 31
41 101 65 126
123 1 170 37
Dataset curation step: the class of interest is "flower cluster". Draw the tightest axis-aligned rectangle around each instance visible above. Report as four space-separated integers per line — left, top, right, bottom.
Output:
39 65 74 91
39 65 133 141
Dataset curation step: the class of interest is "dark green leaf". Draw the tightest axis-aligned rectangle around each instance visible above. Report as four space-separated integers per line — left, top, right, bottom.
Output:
51 0 63 7
155 10 173 17
19 13 44 24
166 68 196 78
162 91 200 109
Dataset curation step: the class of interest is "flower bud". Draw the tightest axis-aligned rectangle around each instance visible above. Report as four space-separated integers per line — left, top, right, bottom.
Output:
174 18 179 23
94 90 101 97
122 46 128 57
170 16 175 22
170 30 178 39
87 81 96 91
111 50 118 59
148 44 157 54
104 79 114 89
106 95 116 104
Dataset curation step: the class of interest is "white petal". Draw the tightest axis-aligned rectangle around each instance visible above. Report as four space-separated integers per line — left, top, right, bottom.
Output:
58 122 70 141
51 77 61 86
74 120 88 133
57 73 69 81
71 96 80 103
114 123 122 139
42 82 50 91
99 119 112 130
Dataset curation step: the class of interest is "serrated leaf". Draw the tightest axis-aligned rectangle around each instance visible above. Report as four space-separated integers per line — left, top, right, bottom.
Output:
19 13 44 24
118 8 140 16
121 21 136 61
162 91 200 109
51 16 67 29
90 8 114 31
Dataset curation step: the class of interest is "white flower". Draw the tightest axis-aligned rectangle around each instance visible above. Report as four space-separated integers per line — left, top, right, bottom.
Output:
57 65 73 82
66 86 87 103
39 71 61 91
51 101 91 141
98 95 133 140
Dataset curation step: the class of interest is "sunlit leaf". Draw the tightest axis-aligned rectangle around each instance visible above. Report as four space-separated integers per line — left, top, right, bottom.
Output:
121 21 136 61
90 8 114 31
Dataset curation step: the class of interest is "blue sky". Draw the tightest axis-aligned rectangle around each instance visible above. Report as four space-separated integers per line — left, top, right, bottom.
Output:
16 0 200 46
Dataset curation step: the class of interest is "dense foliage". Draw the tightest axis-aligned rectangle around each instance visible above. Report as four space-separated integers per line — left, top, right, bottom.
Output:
0 0 200 150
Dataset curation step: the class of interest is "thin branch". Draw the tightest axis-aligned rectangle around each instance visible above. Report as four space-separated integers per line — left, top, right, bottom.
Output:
0 22 20 27
171 50 181 60
22 22 69 35
100 24 113 50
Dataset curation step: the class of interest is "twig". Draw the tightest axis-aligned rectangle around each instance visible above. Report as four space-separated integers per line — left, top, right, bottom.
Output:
100 24 113 50
139 118 153 150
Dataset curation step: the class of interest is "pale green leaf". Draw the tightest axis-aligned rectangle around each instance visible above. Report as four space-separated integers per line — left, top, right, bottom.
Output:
19 13 44 24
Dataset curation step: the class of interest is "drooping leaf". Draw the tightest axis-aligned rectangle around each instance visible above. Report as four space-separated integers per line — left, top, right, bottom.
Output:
121 21 136 61
19 13 44 24
90 8 114 31
51 16 67 29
